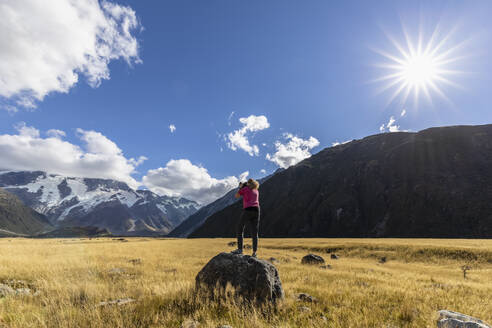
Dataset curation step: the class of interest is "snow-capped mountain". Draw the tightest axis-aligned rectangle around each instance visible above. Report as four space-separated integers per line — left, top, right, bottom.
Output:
0 171 199 236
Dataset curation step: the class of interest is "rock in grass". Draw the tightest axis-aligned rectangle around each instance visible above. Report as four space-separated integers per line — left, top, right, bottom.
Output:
0 282 37 297
128 258 142 265
298 306 311 312
296 293 318 303
108 268 126 274
181 319 200 328
330 254 339 260
0 284 15 297
227 241 251 249
301 254 325 265
195 252 284 304
14 288 32 296
320 264 332 269
98 298 135 306
268 257 279 264
437 310 491 328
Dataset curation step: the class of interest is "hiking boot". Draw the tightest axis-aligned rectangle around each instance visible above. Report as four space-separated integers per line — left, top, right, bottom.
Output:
252 252 257 258
231 249 243 255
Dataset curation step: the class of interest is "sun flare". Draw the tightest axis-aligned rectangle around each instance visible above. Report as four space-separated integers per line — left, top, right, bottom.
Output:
373 24 466 106
401 54 438 86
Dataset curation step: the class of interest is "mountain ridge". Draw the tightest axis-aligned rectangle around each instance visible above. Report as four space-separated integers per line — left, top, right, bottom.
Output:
0 187 52 236
190 124 492 238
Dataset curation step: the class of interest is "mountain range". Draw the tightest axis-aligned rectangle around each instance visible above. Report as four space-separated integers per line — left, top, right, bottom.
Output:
2 124 492 239
0 171 199 236
190 124 492 238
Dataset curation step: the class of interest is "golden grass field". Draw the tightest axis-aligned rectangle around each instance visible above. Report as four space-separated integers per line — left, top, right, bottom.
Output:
0 237 491 328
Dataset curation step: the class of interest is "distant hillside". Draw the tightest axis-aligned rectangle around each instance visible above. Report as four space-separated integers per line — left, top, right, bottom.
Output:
35 226 111 238
0 171 199 236
168 188 240 237
0 188 51 236
169 169 282 237
191 124 492 238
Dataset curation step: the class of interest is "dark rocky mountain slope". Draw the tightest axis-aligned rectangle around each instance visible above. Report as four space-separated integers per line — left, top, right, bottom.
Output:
191 125 492 238
168 188 240 237
0 188 52 236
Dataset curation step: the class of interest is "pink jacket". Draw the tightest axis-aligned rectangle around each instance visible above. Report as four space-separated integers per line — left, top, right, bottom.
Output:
238 186 259 209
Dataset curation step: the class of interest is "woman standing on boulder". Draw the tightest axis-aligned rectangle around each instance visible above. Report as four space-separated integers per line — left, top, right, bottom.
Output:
231 178 260 257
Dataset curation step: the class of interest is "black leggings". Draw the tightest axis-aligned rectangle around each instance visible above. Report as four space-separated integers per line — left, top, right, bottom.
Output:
237 208 260 252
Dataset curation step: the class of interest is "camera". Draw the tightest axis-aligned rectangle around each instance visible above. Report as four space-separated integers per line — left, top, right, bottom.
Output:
239 181 247 188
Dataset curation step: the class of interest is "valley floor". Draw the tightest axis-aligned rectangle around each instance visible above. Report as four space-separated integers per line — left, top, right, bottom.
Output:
0 238 491 327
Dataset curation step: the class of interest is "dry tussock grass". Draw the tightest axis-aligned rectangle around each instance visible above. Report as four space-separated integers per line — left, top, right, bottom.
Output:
0 238 491 327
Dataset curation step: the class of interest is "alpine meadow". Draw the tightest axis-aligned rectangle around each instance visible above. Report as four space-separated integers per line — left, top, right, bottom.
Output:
1 1 492 328
0 238 491 327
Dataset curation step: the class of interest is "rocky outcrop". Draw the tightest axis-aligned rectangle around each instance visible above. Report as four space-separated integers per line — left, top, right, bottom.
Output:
195 252 284 304
191 125 492 238
437 310 491 328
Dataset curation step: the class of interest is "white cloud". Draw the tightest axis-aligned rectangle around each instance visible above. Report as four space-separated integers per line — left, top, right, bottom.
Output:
76 129 121 155
129 156 148 167
228 111 235 126
14 122 40 138
260 169 267 175
227 115 270 156
0 0 141 109
1 105 18 114
332 139 353 147
379 116 399 133
46 129 66 139
0 124 145 188
266 133 320 169
380 115 409 133
142 159 248 204
401 109 406 117
387 116 400 132
169 124 176 133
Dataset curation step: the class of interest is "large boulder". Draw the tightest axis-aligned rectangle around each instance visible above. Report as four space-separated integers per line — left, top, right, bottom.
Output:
195 252 284 304
437 310 491 328
301 254 325 265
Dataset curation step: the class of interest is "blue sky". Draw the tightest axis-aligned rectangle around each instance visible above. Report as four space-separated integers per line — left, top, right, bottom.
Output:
1 0 492 203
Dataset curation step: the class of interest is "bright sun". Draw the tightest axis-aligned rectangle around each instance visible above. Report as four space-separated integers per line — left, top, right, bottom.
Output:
373 24 465 106
402 54 438 86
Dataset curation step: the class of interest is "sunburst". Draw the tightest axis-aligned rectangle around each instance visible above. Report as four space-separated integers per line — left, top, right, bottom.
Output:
372 23 467 107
